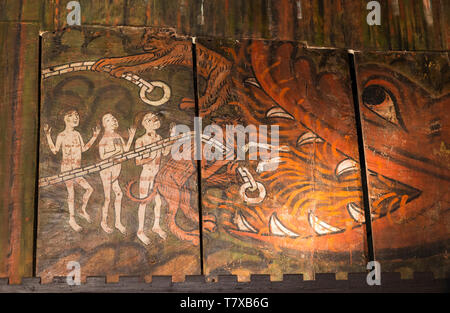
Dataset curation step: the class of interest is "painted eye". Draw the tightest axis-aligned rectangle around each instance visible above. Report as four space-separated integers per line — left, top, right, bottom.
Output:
362 85 403 128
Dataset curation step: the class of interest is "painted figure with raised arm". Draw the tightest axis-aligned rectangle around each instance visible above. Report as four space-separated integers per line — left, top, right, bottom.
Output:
44 109 100 232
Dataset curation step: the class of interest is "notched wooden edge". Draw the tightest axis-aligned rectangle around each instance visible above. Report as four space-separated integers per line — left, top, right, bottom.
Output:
0 273 448 292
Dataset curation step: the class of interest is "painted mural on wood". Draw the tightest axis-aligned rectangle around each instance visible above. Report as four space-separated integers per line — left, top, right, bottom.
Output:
37 27 201 282
71 34 372 279
355 52 450 277
193 39 369 280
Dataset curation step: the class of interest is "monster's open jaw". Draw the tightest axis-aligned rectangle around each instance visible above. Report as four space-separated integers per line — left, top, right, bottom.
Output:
230 140 422 240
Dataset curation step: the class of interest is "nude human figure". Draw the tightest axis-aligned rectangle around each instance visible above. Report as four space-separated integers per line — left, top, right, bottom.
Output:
44 110 100 232
135 113 174 245
98 113 136 234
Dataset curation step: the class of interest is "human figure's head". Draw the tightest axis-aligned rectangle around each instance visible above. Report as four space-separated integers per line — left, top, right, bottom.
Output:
102 113 118 131
63 110 80 128
141 112 160 132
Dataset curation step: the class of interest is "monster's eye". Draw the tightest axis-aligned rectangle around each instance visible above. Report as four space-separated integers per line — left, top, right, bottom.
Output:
362 85 403 127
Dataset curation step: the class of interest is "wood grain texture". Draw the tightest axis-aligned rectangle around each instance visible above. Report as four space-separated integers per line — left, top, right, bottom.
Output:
39 0 448 51
0 21 39 284
355 51 450 278
0 0 53 29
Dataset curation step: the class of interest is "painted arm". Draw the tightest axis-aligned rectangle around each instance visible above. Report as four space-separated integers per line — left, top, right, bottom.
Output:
135 139 146 166
44 124 60 155
81 126 100 152
124 127 136 152
99 140 120 160
162 123 177 156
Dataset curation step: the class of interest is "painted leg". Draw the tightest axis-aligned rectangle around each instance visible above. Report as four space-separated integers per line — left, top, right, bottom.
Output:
76 177 93 223
137 175 151 245
112 180 126 234
65 180 82 232
152 193 167 239
100 172 113 234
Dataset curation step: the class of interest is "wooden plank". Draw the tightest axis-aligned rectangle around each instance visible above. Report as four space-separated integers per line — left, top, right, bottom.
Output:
0 22 39 284
0 273 449 292
36 26 201 283
0 0 53 28
355 51 450 278
197 38 367 281
44 0 447 51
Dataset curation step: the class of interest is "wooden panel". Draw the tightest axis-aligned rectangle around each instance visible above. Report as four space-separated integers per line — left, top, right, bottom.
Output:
355 51 450 278
36 26 201 282
196 38 367 281
0 22 39 283
44 0 447 51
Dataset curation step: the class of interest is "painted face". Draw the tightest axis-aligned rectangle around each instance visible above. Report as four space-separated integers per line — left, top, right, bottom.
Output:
102 114 118 130
64 111 79 128
142 113 160 131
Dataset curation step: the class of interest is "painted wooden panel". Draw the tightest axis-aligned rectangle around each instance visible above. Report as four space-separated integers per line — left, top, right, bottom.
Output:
196 39 367 280
36 26 201 282
355 51 450 278
0 22 39 283
45 0 447 51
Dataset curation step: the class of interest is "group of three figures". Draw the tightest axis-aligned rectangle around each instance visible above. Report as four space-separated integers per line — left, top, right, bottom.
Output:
43 109 172 245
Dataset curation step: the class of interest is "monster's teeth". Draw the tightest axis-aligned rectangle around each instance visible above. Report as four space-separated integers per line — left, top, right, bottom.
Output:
347 202 366 223
308 212 343 235
296 132 324 146
234 212 257 233
347 202 377 223
335 159 359 177
244 77 261 88
269 213 300 238
266 107 295 120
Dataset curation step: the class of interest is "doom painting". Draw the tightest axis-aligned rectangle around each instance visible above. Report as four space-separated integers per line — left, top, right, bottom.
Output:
37 26 201 282
355 52 450 277
195 39 368 280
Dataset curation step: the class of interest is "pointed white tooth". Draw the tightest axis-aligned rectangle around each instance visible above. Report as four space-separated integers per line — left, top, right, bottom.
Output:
234 212 257 233
308 212 343 235
347 202 377 222
266 107 294 120
297 132 324 146
269 213 300 238
335 159 359 177
244 77 261 88
347 202 366 223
